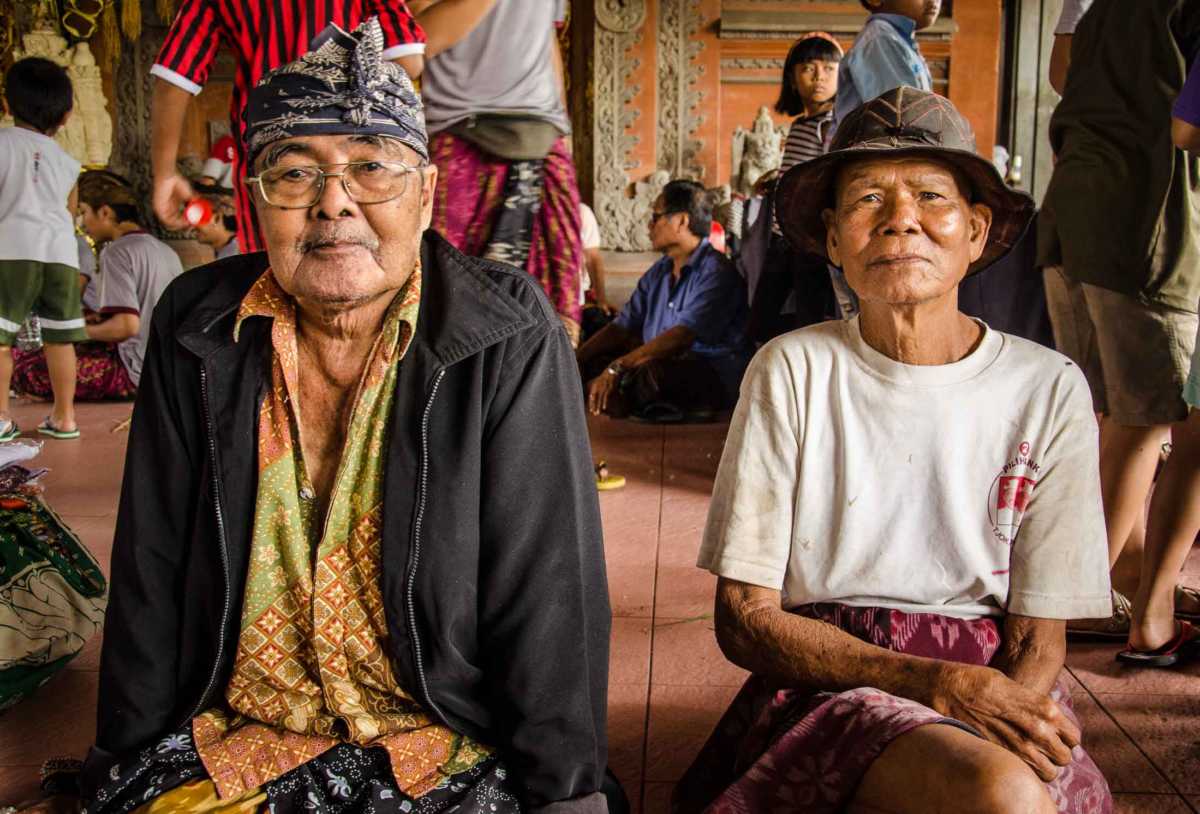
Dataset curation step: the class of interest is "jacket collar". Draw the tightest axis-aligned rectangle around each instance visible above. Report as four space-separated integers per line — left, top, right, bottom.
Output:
177 231 537 368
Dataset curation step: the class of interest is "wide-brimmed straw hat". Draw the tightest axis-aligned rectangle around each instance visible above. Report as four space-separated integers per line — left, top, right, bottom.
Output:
774 87 1035 275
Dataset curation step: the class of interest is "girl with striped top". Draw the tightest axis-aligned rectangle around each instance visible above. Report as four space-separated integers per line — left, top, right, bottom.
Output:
776 34 844 174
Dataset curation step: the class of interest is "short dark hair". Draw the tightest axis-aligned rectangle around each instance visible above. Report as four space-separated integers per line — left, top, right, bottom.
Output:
775 37 843 117
78 170 143 225
4 57 73 134
660 179 712 239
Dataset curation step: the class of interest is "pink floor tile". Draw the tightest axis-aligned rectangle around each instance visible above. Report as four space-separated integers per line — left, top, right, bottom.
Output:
1071 692 1172 793
1068 642 1200 695
1094 693 1200 795
641 781 675 814
60 514 117 578
612 618 653 685
643 684 740 782
652 558 717 621
650 618 749 688
607 683 650 789
1112 794 1193 813
608 559 659 619
0 669 97 766
1183 545 1200 576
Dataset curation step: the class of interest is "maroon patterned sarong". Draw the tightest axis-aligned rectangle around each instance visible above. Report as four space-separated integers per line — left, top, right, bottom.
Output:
429 132 584 343
11 342 136 401
673 604 1111 814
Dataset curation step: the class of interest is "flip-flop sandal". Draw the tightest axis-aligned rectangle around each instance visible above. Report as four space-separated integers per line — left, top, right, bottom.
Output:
595 460 626 491
1175 585 1200 623
1067 589 1132 641
1117 620 1200 668
629 402 685 424
0 419 19 442
37 418 80 440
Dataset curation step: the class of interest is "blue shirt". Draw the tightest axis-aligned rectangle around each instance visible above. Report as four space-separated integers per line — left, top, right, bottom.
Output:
614 239 751 396
835 14 933 129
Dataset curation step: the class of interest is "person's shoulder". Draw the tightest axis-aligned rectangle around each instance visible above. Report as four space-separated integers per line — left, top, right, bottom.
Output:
751 319 849 376
992 330 1094 406
156 252 268 325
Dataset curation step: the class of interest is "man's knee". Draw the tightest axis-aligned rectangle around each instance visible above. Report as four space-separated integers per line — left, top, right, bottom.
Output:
969 749 1057 814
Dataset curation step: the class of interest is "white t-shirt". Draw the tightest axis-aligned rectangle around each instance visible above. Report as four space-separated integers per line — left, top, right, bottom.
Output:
1055 0 1094 35
97 232 184 386
698 317 1112 620
0 127 81 267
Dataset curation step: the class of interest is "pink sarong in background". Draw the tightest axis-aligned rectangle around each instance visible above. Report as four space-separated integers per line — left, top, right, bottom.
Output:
429 132 584 344
12 342 136 401
672 603 1112 814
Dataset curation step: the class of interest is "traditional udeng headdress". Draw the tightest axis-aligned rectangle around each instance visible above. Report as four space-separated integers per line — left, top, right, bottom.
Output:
243 17 427 162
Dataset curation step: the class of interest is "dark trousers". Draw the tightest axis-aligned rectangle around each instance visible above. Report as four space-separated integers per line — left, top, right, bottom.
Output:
747 237 837 345
579 348 731 418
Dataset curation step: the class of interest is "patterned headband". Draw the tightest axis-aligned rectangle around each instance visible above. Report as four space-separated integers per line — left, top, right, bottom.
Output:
243 17 428 162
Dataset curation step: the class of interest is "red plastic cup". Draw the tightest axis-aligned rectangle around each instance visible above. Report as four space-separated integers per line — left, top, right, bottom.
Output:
184 197 213 227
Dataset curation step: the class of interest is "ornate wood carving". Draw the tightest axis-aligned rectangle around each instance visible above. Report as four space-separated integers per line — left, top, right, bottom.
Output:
656 0 705 181
595 0 646 33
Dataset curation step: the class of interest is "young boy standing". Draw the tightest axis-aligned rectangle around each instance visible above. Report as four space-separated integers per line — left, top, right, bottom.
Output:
835 0 940 128
0 57 86 440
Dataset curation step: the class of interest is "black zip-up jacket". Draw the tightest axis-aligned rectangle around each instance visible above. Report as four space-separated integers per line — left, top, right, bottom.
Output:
82 233 611 812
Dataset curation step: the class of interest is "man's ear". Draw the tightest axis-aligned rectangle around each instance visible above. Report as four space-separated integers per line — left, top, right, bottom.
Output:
822 208 841 267
967 202 993 264
418 164 439 231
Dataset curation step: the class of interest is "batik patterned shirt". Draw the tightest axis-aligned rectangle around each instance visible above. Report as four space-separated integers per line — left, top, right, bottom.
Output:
193 267 489 799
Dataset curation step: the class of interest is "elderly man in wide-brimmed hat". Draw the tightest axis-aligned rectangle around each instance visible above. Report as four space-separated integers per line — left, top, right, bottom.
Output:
675 88 1114 814
75 19 611 814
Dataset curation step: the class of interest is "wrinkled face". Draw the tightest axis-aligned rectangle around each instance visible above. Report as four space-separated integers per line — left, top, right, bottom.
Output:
823 157 991 307
869 0 941 29
251 133 437 310
792 59 839 108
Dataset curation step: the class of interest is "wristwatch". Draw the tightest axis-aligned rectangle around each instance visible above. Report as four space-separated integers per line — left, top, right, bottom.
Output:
605 361 625 377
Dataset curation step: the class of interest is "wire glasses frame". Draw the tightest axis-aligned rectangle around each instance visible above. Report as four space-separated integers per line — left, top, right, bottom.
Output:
244 160 425 209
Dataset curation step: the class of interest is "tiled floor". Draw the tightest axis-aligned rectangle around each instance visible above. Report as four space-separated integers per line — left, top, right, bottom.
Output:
1 399 1199 813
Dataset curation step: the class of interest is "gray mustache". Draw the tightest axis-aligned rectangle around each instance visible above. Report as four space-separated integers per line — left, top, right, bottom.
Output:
297 227 380 254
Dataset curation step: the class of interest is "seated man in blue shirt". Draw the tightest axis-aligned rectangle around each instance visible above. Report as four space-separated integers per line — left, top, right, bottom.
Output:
576 179 751 420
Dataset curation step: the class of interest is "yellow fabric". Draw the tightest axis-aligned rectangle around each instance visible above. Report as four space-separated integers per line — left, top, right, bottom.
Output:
132 780 265 813
194 267 488 799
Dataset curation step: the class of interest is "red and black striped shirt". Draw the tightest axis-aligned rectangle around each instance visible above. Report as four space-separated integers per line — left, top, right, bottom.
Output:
152 0 425 252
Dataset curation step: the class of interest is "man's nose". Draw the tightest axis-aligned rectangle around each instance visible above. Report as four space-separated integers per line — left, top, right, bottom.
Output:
312 173 357 220
878 193 921 235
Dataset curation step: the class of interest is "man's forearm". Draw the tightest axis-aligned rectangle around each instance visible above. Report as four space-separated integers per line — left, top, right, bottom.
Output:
151 79 193 181
577 322 632 365
716 580 950 706
416 0 500 57
619 325 694 368
86 315 138 344
991 615 1066 695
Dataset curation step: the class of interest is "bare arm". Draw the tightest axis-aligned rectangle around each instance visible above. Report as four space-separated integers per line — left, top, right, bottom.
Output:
617 325 695 369
991 615 1066 696
416 0 500 58
716 579 1080 780
86 313 140 344
1173 117 1200 152
576 321 634 367
584 248 609 309
150 78 196 230
1049 34 1072 96
395 53 424 80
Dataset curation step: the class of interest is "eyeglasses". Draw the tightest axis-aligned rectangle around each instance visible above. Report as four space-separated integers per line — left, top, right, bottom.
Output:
244 160 424 209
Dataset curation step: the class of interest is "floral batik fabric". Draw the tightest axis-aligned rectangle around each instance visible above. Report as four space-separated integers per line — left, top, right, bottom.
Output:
191 267 488 799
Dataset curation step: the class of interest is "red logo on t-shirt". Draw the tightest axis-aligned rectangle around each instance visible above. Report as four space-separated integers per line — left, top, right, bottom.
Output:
988 440 1041 546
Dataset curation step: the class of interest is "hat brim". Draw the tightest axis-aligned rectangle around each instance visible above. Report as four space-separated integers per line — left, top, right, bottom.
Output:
773 144 1036 276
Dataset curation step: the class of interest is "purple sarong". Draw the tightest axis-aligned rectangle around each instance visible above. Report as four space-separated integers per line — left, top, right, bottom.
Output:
673 604 1112 814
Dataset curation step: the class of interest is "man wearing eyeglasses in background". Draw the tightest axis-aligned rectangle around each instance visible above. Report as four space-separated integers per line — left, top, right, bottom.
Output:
576 179 752 422
77 19 613 814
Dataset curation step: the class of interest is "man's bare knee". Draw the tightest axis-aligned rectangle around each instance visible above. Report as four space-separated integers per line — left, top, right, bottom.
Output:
971 749 1056 814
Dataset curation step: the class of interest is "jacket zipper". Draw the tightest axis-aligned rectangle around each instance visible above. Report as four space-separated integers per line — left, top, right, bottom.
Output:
407 368 447 723
181 366 233 726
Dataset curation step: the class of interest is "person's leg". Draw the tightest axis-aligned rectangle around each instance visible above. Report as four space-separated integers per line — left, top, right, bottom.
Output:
41 343 78 431
1100 418 1171 591
0 260 44 422
1129 409 1200 651
0 344 11 420
35 261 89 430
848 723 1056 814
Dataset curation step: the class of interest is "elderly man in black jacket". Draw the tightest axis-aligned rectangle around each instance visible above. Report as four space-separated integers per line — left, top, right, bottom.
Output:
79 18 610 814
